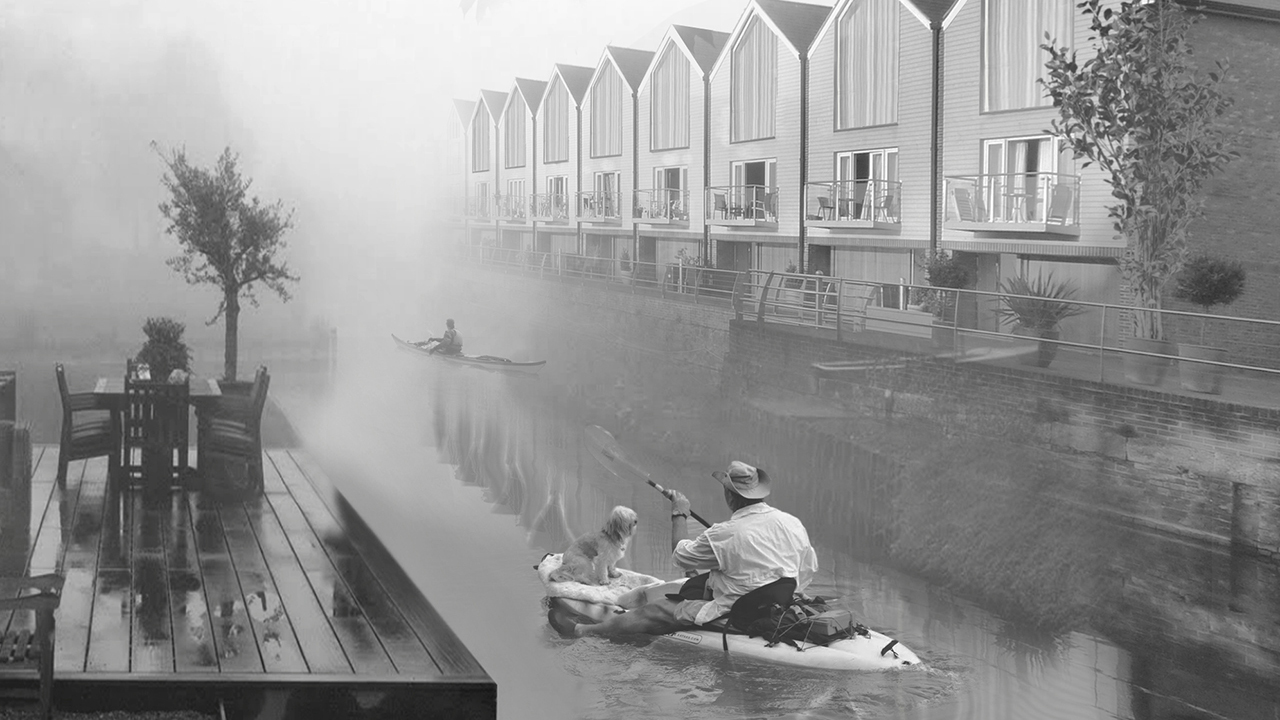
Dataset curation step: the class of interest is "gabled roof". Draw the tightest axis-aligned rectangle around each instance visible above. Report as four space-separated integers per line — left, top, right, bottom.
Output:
473 89 509 125
638 25 732 95
604 46 656 92
452 99 476 127
553 64 596 106
710 0 833 79
809 0 956 56
510 78 549 115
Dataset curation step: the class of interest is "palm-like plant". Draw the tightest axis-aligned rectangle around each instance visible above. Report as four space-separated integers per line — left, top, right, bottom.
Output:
995 273 1087 334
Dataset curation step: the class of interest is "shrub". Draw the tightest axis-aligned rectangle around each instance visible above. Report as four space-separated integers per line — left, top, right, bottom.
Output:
135 317 192 381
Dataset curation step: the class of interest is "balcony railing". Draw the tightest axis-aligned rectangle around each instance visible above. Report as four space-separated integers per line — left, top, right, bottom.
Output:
706 185 777 226
633 188 691 225
531 193 571 223
944 173 1080 236
806 179 902 229
496 193 529 222
576 191 623 224
465 196 492 220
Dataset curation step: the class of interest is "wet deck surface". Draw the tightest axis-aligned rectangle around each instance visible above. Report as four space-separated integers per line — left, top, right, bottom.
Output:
0 446 495 718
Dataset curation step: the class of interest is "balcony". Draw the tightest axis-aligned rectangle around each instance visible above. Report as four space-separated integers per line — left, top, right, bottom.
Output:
465 196 492 221
944 173 1080 236
806 179 901 231
706 185 777 227
576 191 623 225
633 188 690 226
531 193 572 223
496 194 529 223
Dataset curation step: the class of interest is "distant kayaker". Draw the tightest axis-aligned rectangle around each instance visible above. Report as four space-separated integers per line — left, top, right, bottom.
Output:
426 319 463 355
553 460 818 637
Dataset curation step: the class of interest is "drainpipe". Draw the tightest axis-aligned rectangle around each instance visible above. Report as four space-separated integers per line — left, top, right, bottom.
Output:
531 107 538 251
703 73 712 263
929 22 942 257
576 102 583 255
798 54 809 274
632 87 640 269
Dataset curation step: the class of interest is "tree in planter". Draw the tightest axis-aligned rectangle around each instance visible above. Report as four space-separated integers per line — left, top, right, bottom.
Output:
918 250 973 324
1172 253 1245 345
994 273 1087 367
1042 0 1237 342
155 144 299 381
135 317 192 382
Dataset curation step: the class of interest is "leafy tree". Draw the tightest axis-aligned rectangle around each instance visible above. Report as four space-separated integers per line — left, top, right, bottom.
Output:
1172 253 1245 344
1041 0 1237 341
155 145 298 381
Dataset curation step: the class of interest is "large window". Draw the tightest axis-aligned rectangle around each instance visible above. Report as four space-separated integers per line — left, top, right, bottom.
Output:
835 148 898 220
983 0 1072 112
731 16 777 143
471 108 490 172
650 43 690 151
836 0 899 129
982 135 1062 220
591 62 625 158
504 94 526 168
544 78 571 163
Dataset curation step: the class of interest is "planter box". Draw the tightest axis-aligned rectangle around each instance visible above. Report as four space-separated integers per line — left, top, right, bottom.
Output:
865 307 934 338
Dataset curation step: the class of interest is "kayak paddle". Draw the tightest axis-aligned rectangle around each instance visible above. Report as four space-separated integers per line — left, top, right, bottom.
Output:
583 425 711 527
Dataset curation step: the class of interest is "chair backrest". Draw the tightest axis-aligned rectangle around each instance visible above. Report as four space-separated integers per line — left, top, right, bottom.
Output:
817 195 832 210
1046 184 1074 223
714 193 727 211
54 364 72 416
125 377 189 449
727 576 797 631
952 187 977 222
247 366 271 431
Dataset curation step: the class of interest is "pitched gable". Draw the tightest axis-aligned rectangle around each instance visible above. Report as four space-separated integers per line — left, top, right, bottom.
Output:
513 78 548 114
673 25 732 75
555 64 596 106
605 46 656 92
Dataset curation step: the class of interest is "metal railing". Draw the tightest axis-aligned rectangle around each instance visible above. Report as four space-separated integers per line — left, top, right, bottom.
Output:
806 179 902 224
633 188 691 222
944 173 1080 228
576 190 622 222
706 185 778 223
531 193 571 222
496 193 528 221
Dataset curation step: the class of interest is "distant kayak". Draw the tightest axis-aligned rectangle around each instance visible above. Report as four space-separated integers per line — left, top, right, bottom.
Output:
391 334 547 372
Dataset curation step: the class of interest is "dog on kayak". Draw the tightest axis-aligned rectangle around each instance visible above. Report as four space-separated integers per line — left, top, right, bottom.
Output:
549 506 639 585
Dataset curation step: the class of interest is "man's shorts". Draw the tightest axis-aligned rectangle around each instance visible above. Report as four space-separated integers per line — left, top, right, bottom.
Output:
667 572 714 626
671 598 710 625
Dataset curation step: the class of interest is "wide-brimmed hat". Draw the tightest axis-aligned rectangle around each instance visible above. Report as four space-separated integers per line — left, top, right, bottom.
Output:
712 460 771 499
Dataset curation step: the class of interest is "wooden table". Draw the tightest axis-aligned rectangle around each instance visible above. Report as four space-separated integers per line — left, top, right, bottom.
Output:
93 378 221 483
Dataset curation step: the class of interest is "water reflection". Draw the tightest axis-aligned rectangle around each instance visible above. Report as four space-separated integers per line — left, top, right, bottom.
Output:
421 364 1277 720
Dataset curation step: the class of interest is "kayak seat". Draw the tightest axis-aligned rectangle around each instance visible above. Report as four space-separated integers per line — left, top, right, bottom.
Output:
726 577 797 632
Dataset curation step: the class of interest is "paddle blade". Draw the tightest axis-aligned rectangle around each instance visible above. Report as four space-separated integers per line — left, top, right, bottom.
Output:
584 425 647 483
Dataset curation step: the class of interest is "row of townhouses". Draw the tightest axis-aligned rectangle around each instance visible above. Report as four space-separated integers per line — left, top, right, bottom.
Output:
438 0 1278 328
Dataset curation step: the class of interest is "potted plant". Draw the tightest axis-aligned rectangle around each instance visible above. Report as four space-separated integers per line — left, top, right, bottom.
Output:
1171 253 1245 393
135 317 192 383
995 272 1087 368
919 250 973 348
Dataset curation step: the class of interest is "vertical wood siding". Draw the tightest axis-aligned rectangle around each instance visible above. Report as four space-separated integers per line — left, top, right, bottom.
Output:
536 74 578 216
582 60 635 233
639 39 707 234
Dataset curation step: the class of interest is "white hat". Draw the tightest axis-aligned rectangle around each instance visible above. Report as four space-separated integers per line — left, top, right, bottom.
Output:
712 460 771 499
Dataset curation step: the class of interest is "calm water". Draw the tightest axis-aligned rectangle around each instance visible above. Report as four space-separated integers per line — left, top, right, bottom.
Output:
283 340 1278 720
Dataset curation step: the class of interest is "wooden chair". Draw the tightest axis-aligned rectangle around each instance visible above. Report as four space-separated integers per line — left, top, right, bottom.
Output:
198 367 270 494
0 574 64 720
122 375 190 486
55 363 117 483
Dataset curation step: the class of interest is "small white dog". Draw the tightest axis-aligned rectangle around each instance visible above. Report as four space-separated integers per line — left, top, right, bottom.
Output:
549 506 639 586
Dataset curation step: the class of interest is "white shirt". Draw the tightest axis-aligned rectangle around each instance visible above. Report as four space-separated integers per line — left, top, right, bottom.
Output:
671 503 819 626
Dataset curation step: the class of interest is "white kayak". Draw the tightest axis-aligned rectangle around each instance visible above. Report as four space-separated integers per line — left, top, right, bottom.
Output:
537 553 921 671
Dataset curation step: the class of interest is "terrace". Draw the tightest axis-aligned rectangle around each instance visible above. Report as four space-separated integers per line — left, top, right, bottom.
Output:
805 179 901 231
632 188 690 225
944 173 1080 236
705 186 777 227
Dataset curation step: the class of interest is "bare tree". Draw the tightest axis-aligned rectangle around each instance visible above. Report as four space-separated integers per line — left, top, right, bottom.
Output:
155 144 298 381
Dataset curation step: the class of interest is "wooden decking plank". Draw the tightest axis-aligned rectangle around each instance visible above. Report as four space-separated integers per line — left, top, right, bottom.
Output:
287 451 486 677
216 503 308 673
163 484 217 672
185 494 262 674
27 447 67 576
273 451 444 676
243 477 354 674
53 456 104 673
130 493 174 673
85 568 131 672
96 475 131 571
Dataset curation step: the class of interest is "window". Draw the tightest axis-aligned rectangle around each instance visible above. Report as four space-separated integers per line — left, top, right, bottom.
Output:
594 171 621 217
982 135 1062 220
591 62 625 157
836 0 899 129
547 175 567 198
504 94 526 168
983 0 1071 112
505 179 526 217
835 148 898 219
471 108 490 172
474 181 490 217
653 166 688 219
730 158 776 220
650 43 690 150
544 78 571 163
731 16 776 142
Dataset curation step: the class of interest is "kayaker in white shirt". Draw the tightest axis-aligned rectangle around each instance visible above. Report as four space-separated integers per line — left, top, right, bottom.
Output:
561 460 818 637
426 319 463 355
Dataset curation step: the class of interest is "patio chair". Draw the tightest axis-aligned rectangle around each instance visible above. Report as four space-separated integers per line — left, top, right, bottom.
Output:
713 192 730 219
122 374 190 486
874 190 898 223
951 186 986 223
198 366 270 494
54 363 117 483
1045 184 1075 225
0 573 64 720
816 195 835 220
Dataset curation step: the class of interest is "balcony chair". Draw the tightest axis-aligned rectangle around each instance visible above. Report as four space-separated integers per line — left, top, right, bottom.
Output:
951 187 987 223
54 363 118 484
198 366 270 494
1045 184 1074 225
122 373 190 486
816 195 835 220
0 574 64 720
713 193 730 219
874 190 898 223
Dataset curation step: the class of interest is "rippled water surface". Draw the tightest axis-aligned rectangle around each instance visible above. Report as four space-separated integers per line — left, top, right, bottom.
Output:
289 340 1271 720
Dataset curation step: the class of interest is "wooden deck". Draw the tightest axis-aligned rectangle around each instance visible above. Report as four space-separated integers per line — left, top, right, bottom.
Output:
0 445 495 719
